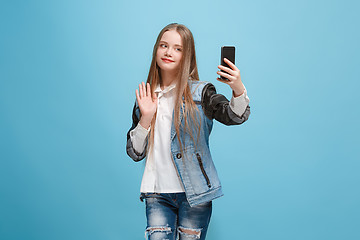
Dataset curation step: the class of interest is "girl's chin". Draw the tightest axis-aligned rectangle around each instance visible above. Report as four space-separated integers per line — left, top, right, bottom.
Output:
159 66 179 72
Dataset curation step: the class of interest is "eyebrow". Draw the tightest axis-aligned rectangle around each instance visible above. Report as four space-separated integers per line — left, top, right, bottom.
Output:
159 41 182 47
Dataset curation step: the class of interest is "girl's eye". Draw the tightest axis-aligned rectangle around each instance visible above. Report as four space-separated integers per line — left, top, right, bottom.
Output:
176 48 182 51
160 44 167 48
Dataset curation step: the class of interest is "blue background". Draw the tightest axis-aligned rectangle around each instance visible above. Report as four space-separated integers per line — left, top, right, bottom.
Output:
1 0 359 239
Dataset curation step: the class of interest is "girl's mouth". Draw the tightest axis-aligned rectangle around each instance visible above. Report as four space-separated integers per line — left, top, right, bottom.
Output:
161 58 174 63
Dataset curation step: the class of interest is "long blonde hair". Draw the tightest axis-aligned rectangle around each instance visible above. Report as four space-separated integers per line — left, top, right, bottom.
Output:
145 23 201 155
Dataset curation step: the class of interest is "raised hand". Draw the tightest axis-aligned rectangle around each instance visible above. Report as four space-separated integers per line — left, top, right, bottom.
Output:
217 58 246 97
135 82 158 129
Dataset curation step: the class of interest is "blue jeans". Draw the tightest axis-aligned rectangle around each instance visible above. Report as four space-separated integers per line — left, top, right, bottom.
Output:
140 192 212 240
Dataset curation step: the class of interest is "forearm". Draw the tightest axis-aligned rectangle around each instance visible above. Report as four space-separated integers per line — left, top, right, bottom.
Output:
139 115 153 129
126 103 148 162
129 123 150 154
232 82 246 97
202 83 251 126
229 86 250 117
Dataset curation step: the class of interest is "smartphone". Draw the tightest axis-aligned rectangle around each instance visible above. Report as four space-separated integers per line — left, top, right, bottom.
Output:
220 46 235 80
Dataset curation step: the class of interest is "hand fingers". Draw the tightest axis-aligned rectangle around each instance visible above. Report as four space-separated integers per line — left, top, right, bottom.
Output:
142 82 146 97
146 82 151 97
218 64 236 76
223 58 239 71
216 77 230 84
217 70 235 81
139 83 144 98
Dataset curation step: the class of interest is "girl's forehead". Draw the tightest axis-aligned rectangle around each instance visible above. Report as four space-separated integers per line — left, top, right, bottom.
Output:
160 30 182 45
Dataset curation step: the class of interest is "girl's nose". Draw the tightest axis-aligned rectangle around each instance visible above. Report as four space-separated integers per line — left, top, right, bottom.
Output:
165 48 172 56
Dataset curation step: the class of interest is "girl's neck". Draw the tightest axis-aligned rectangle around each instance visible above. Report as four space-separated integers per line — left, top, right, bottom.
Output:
160 69 179 90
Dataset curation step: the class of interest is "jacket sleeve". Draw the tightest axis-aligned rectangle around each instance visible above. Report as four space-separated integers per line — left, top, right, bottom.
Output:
201 83 251 125
126 102 148 162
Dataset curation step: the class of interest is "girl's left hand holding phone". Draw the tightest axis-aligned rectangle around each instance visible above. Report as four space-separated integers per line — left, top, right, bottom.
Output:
217 58 245 97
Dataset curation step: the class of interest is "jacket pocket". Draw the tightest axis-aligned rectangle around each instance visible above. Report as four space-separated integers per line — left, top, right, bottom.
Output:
196 153 211 188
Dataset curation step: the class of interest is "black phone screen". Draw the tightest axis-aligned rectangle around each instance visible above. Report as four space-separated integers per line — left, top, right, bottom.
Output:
220 46 235 80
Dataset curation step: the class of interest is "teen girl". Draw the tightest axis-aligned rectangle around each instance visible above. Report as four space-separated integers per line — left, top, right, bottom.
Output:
126 23 251 240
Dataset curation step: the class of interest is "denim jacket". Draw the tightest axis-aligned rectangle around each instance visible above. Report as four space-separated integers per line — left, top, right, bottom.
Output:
126 80 251 207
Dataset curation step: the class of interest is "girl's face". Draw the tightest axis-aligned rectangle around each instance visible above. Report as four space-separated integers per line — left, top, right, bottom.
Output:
156 29 183 74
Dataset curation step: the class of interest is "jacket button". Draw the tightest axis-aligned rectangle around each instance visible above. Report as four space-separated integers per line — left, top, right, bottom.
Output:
176 153 182 159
